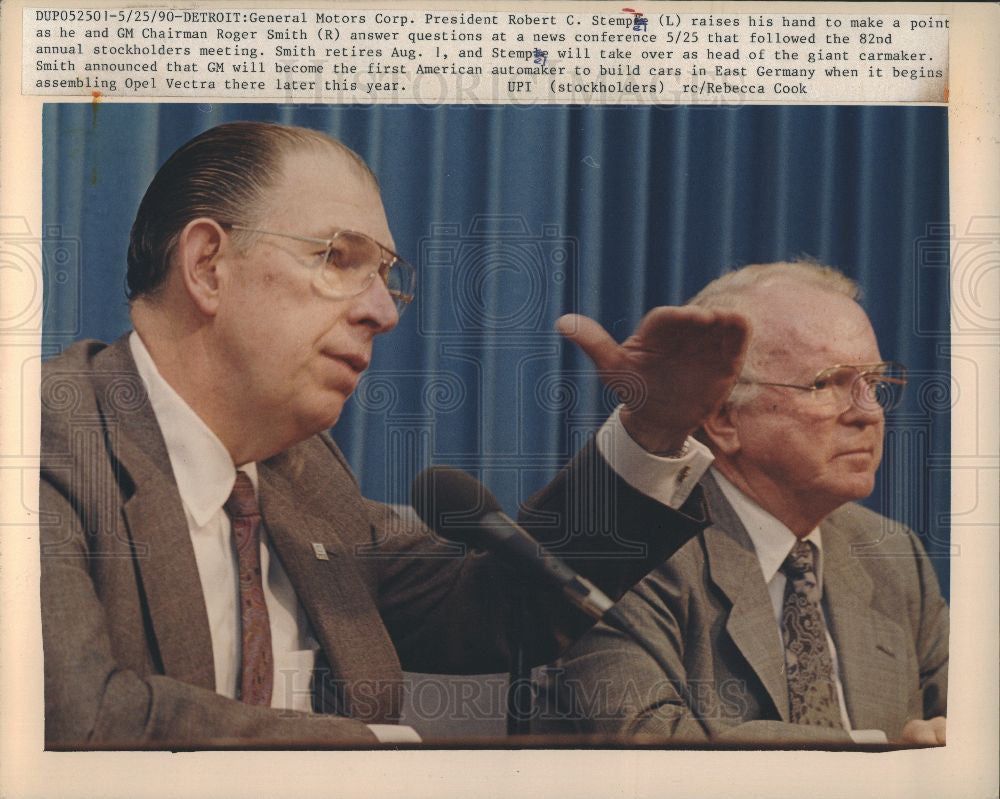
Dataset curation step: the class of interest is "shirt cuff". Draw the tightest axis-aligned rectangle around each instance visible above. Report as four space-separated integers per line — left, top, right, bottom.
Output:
595 405 713 509
367 723 422 743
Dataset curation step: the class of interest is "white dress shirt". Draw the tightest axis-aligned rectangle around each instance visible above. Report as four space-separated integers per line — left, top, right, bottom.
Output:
595 404 714 507
130 332 319 713
712 469 888 743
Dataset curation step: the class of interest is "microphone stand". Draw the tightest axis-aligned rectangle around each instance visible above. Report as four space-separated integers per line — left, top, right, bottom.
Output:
506 585 532 736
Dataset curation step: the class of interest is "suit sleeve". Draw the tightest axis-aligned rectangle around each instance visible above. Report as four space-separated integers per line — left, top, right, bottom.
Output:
40 476 378 746
905 530 949 720
535 545 850 744
519 438 710 598
533 543 711 739
370 438 708 674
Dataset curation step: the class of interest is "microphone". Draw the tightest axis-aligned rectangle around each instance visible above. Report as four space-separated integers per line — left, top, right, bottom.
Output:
410 466 615 620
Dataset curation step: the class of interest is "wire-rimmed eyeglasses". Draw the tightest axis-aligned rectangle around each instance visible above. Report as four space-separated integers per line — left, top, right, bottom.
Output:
737 362 908 415
227 224 415 315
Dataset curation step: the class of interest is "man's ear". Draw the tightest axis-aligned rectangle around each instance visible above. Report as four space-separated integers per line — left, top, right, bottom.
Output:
702 401 742 456
177 218 227 315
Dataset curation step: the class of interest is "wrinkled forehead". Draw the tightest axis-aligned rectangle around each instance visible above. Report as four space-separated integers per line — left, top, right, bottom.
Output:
746 284 882 375
260 144 393 248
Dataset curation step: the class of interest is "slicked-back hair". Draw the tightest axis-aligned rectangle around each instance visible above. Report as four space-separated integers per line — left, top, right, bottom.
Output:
125 121 375 300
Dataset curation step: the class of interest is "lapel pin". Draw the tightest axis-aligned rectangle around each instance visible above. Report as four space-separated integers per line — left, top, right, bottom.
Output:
312 543 329 561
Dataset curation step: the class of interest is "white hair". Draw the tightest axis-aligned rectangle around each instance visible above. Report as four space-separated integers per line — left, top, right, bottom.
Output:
689 260 859 309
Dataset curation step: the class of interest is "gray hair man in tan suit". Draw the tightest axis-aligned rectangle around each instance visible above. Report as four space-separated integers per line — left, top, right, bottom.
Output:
536 262 948 745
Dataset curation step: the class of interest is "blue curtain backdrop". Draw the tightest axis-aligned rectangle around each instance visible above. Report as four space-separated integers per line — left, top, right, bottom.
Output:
42 103 951 596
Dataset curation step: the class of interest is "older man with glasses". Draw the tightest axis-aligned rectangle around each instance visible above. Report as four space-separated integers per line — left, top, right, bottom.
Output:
534 261 949 746
40 121 752 746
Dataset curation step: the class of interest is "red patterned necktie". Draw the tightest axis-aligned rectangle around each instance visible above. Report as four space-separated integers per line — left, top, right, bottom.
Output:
779 539 843 728
223 471 274 706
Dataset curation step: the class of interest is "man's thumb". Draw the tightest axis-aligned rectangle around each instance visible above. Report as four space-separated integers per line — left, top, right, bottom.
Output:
556 314 618 371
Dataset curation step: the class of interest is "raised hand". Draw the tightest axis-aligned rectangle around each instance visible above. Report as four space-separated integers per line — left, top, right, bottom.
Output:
556 306 749 453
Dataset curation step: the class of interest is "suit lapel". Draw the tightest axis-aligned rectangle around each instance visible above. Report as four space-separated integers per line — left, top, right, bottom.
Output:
700 475 791 721
94 338 403 719
821 520 908 732
96 338 216 691
700 475 913 733
257 459 401 722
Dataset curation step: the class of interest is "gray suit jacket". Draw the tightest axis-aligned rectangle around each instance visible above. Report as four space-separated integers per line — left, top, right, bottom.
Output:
40 337 705 746
536 474 949 743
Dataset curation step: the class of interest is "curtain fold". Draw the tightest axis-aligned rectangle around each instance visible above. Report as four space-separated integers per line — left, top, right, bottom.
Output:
43 103 951 595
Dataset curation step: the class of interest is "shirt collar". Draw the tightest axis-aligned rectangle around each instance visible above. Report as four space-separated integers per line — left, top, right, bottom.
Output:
711 468 823 586
129 331 257 527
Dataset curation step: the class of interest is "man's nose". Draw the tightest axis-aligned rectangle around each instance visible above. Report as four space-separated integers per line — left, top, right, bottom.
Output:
842 381 885 424
349 275 399 334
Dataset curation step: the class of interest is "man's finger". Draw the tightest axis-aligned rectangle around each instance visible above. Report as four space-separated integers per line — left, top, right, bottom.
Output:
712 311 752 360
929 716 946 744
686 310 751 362
555 314 619 372
632 306 750 356
900 718 944 745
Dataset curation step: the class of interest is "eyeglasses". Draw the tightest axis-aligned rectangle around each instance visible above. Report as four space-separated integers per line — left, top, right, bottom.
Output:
737 362 908 415
228 225 415 315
